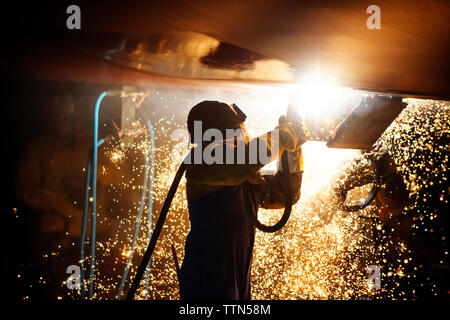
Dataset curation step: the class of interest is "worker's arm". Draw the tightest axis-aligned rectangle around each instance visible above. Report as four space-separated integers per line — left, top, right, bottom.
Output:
252 116 309 209
251 163 303 210
186 121 309 186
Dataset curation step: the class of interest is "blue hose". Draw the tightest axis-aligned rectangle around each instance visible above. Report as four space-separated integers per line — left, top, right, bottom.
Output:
116 120 155 299
117 153 150 299
80 91 107 299
89 92 107 299
81 91 155 300
79 91 107 299
80 150 92 300
80 139 104 300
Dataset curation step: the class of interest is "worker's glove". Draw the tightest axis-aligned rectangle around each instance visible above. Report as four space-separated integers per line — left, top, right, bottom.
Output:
277 115 310 151
276 115 309 172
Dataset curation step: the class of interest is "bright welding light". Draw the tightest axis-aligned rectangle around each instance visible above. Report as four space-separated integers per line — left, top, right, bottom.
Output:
291 72 348 120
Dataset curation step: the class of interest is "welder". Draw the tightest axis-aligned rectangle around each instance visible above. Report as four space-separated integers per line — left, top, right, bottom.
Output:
179 100 309 300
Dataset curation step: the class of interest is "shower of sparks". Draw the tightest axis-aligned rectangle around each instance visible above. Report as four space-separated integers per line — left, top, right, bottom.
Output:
40 88 448 300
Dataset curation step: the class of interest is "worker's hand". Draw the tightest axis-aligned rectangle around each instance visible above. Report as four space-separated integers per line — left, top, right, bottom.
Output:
277 115 309 151
278 115 288 125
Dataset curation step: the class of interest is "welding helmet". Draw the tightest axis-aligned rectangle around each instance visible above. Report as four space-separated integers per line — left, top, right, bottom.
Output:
187 101 247 143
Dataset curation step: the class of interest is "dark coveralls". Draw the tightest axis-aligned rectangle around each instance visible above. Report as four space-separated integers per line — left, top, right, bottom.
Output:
179 123 307 300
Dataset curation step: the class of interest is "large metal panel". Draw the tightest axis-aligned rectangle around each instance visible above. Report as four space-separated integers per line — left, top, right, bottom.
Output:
326 95 407 149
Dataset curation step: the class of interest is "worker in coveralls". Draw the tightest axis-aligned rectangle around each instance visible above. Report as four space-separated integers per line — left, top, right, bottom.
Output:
179 101 309 300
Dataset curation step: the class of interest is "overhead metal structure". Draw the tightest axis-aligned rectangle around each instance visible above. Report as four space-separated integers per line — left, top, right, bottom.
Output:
5 0 449 99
